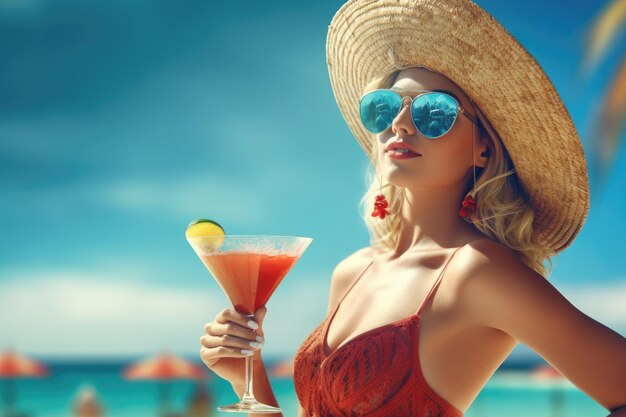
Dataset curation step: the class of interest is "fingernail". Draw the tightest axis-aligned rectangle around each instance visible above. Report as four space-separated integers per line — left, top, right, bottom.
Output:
256 335 264 343
241 349 253 355
248 341 261 349
247 320 258 330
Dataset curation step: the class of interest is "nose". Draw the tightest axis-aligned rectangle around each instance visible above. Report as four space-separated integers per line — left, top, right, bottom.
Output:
391 97 417 136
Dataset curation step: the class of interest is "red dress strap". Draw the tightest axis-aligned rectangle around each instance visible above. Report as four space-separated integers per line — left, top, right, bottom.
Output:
414 245 463 316
326 258 374 323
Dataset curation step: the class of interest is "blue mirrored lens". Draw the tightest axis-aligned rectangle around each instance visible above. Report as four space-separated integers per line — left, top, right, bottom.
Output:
412 93 459 139
359 90 401 133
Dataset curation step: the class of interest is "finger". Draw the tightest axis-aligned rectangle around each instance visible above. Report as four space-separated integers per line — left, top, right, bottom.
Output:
200 346 254 363
217 308 259 331
254 306 267 327
200 333 264 351
204 320 262 343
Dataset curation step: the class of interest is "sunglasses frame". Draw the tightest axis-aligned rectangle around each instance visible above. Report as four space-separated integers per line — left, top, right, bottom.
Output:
360 88 480 138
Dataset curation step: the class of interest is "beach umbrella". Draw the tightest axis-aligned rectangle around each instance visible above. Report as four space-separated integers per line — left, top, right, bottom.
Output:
0 348 48 417
530 363 568 417
123 352 205 417
269 358 294 378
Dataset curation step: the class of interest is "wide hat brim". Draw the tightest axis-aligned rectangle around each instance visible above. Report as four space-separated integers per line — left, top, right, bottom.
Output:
326 0 590 254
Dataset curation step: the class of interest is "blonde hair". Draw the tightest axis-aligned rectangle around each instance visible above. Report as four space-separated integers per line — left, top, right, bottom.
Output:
358 68 558 279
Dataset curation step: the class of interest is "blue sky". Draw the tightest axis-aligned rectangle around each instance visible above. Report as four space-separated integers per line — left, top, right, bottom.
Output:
1 0 625 361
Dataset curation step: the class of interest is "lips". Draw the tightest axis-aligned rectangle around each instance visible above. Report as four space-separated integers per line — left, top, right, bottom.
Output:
385 141 421 156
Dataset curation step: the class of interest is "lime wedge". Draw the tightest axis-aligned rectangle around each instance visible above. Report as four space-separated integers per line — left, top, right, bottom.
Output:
185 219 225 249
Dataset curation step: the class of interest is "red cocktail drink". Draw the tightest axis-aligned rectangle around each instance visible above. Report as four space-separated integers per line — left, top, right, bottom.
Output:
199 252 299 315
187 234 312 414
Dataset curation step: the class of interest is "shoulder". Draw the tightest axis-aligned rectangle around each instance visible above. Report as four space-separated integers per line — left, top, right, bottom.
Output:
446 239 626 413
448 238 562 333
450 237 523 277
325 246 376 316
332 246 376 288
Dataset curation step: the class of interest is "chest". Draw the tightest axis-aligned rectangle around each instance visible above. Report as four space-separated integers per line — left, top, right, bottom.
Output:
325 256 462 355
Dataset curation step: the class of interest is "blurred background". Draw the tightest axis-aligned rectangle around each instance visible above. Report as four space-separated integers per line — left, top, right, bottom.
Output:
1 0 625 416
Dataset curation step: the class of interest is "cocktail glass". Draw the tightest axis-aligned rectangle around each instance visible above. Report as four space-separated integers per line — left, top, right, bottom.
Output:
187 234 312 413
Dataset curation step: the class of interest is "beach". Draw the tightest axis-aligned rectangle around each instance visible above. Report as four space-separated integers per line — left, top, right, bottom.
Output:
4 357 610 417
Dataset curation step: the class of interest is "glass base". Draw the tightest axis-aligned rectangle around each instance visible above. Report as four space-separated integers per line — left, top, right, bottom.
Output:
217 398 282 413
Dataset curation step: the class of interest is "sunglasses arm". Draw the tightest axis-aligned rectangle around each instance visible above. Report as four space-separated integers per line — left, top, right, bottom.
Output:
458 105 480 126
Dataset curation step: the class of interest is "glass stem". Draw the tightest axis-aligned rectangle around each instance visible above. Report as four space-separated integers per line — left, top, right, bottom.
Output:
241 314 256 403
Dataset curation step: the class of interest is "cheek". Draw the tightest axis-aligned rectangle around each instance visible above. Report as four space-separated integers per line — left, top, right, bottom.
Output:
431 132 473 167
382 136 472 185
374 136 387 165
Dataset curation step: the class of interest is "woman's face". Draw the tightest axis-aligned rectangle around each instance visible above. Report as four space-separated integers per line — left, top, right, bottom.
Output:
374 67 487 191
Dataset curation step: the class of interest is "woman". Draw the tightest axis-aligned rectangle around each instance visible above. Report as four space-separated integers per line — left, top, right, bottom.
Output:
198 0 626 416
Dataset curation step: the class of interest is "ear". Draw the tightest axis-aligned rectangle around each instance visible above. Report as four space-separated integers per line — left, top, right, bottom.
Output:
474 131 489 169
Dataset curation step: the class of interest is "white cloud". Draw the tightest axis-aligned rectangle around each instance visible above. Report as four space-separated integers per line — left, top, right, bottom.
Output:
0 267 331 358
0 168 300 227
2 267 622 359
0 269 222 357
505 280 626 363
260 273 332 357
557 280 626 333
92 174 267 224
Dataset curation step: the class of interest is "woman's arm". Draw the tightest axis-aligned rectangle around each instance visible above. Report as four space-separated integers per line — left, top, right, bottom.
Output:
454 241 626 415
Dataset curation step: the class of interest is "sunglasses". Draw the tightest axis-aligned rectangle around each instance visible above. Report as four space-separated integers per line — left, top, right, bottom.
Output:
359 88 480 139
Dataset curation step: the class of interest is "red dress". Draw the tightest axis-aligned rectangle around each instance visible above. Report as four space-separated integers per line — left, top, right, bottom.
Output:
293 247 464 417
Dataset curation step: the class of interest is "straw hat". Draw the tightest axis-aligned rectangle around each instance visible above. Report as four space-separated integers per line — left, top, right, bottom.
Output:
326 0 590 254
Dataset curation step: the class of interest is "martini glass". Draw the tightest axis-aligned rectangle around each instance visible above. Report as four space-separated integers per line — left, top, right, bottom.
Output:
187 235 312 413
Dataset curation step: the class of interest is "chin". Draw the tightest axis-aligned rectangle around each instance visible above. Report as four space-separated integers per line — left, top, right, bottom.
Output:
382 167 418 189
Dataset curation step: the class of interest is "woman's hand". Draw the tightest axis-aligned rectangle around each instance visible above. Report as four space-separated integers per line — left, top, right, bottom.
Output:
199 306 267 387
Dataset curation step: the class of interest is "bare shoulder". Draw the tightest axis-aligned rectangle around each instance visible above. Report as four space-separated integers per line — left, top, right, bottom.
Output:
448 237 559 331
325 246 376 316
453 237 523 274
448 239 626 412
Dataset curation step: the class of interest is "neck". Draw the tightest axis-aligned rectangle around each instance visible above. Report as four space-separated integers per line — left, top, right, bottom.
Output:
390 182 477 256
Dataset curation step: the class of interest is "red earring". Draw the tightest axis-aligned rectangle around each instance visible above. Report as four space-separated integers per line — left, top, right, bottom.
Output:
459 193 476 220
371 175 390 219
372 194 390 219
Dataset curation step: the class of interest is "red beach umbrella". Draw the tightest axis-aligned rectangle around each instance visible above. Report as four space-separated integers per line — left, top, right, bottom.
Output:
123 352 206 417
123 351 204 380
0 349 48 378
269 358 294 378
0 348 48 416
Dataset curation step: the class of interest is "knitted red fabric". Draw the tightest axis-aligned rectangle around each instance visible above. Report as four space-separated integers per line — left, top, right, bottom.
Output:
294 247 464 417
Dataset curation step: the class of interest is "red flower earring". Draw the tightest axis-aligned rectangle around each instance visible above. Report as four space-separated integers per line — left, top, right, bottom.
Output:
371 174 390 219
459 193 476 220
372 194 390 219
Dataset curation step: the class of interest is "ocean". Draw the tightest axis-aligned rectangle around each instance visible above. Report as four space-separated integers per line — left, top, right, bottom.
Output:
1 358 609 417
